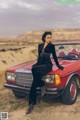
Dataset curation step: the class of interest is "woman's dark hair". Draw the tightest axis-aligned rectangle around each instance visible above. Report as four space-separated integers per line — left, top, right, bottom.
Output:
42 31 52 43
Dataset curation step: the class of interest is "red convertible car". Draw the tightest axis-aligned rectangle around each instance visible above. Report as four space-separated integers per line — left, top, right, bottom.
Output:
4 42 80 105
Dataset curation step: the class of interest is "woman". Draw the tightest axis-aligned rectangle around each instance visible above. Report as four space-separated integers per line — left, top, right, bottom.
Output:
26 31 64 114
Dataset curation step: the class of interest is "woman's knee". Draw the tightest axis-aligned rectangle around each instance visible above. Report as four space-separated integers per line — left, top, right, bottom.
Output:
32 65 39 72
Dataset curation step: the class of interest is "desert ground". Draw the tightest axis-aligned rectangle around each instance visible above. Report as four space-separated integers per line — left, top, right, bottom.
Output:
0 29 80 120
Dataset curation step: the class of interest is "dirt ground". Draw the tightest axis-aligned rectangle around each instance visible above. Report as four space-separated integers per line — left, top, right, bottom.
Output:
0 88 80 120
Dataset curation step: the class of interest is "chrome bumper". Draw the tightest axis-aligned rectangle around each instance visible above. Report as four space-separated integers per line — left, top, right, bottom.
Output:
4 83 60 94
4 83 64 96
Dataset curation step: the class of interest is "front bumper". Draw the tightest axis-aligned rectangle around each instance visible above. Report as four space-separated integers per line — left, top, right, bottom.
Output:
4 83 64 97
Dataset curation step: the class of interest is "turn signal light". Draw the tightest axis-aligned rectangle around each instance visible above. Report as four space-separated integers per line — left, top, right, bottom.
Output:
54 74 61 85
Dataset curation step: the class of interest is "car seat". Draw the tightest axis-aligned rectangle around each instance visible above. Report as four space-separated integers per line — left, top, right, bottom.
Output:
69 48 79 56
59 51 65 57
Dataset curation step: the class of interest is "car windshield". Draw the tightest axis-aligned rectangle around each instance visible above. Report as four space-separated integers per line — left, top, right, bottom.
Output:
51 42 80 60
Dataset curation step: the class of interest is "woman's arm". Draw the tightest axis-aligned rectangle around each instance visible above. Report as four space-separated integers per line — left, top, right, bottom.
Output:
51 44 64 70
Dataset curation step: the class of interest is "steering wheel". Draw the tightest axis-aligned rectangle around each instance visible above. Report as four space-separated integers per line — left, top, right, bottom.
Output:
68 52 79 58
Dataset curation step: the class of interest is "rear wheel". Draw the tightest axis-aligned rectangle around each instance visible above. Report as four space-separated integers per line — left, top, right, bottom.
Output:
61 76 78 105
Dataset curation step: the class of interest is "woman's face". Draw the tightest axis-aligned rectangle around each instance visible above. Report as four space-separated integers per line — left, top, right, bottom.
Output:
44 34 52 43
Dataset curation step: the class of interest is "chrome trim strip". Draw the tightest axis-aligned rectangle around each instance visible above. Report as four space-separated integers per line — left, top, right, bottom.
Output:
16 69 32 73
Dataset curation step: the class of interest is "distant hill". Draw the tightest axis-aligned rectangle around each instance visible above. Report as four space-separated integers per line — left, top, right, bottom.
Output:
0 29 80 44
16 28 80 43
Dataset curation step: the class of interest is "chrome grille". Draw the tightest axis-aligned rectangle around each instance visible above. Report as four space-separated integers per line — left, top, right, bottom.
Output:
15 72 33 87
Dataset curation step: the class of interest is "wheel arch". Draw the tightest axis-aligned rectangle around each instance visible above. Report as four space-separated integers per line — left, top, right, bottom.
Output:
65 73 80 89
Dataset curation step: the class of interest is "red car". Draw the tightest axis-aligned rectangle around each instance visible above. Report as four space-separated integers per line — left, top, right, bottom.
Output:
4 42 80 105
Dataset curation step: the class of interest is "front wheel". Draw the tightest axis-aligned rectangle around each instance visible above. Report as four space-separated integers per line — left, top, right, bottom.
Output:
61 77 78 105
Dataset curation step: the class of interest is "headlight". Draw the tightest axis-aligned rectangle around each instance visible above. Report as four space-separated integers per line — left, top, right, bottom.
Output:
42 74 61 85
6 72 16 81
42 74 55 83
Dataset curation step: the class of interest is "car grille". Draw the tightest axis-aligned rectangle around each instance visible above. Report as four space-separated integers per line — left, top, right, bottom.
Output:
15 72 33 87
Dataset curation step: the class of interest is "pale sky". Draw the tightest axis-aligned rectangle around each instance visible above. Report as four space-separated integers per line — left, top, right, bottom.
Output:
0 0 80 35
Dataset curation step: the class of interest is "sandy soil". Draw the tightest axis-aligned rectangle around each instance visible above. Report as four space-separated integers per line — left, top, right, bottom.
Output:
0 89 80 120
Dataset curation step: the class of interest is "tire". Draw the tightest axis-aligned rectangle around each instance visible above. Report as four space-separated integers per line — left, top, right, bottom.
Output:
61 76 78 105
12 90 25 99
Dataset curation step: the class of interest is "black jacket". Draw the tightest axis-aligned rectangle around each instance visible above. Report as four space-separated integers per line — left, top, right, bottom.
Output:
36 42 60 67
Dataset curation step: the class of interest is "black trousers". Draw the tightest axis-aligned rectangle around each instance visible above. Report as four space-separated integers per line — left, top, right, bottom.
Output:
28 63 52 105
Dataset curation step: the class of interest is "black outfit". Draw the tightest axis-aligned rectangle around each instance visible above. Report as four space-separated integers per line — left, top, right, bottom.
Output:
28 42 64 105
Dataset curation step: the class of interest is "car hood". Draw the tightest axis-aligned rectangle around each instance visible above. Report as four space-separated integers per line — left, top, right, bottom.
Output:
7 59 80 77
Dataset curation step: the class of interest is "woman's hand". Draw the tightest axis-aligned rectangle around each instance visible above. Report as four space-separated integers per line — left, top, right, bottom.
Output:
57 64 64 70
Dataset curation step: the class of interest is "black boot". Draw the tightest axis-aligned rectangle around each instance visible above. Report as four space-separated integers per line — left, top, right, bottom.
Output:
26 104 34 114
